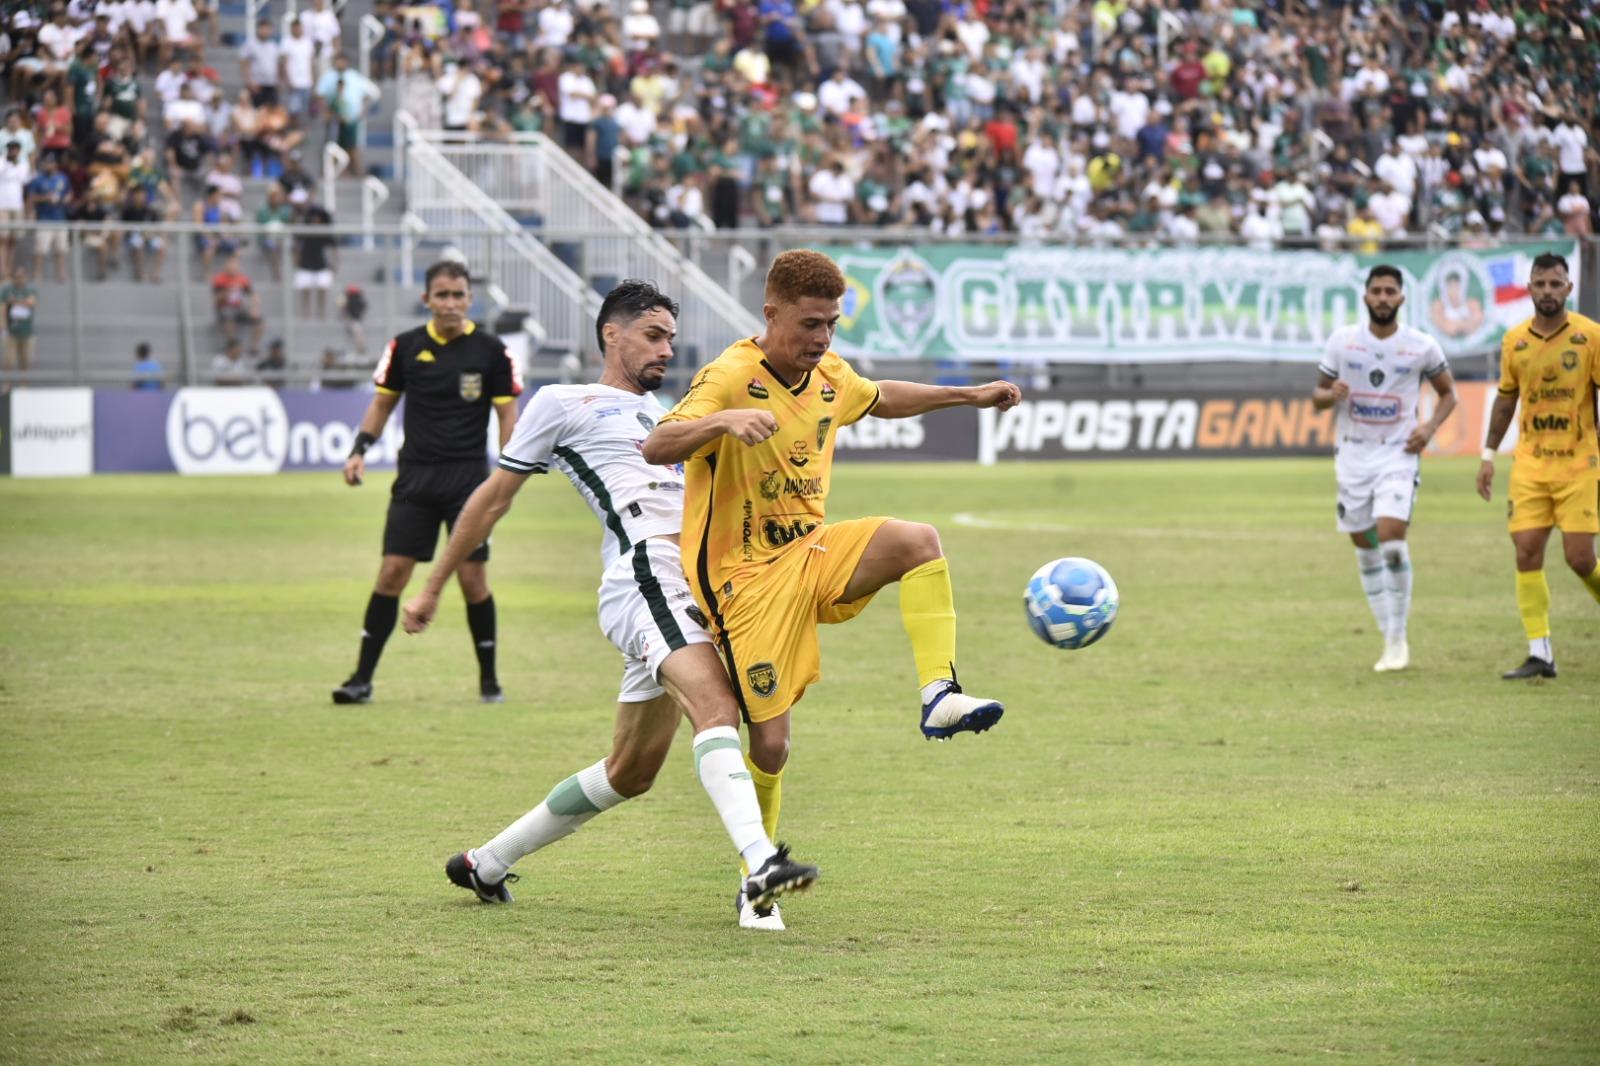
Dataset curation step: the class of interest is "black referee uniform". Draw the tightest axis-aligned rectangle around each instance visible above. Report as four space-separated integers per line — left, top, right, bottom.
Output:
373 320 520 559
333 319 522 705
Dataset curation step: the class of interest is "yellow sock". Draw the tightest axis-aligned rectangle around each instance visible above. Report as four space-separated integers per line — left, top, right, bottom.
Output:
738 754 783 878
1582 562 1600 605
900 557 957 688
1516 569 1551 640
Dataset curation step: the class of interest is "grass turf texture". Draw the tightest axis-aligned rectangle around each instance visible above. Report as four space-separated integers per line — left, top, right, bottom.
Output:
1 458 1596 1065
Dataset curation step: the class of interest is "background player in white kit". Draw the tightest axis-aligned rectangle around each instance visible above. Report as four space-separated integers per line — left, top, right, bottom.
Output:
1312 265 1459 672
401 281 817 926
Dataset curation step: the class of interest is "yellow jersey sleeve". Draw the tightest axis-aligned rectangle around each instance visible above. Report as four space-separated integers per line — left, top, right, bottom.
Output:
830 353 882 426
660 359 740 457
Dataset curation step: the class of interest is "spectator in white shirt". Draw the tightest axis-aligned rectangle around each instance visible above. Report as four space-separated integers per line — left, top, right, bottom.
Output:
1239 202 1281 250
1374 146 1417 200
1368 181 1411 235
280 18 315 116
1551 114 1591 191
153 0 195 66
0 142 31 277
817 67 867 118
621 0 659 52
437 59 482 131
298 0 341 74
537 0 574 49
239 19 280 106
556 57 596 151
615 94 655 147
807 157 854 224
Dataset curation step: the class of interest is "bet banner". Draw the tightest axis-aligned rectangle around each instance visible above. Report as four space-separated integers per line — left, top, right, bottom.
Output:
817 242 1579 364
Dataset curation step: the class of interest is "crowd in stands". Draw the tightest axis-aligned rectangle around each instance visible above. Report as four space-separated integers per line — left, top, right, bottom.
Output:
363 0 1600 240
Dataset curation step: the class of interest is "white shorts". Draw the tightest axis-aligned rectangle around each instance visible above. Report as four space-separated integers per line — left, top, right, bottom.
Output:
596 537 713 703
1336 465 1419 533
294 268 333 290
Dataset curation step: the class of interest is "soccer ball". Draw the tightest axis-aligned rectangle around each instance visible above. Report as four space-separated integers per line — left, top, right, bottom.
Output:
1024 557 1119 650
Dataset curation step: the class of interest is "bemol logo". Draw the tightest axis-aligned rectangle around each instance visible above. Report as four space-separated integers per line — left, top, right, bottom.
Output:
167 389 403 474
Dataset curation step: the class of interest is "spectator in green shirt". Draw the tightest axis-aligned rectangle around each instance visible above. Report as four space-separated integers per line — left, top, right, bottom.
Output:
2 266 37 388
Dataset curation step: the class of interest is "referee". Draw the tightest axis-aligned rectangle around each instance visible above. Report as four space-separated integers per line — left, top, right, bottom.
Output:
333 260 523 705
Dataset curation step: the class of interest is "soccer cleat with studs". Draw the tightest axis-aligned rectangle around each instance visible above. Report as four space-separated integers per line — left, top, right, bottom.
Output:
741 844 819 910
331 676 373 704
735 888 785 930
920 668 1004 740
445 850 519 903
1501 656 1557 680
1373 640 1409 673
480 679 505 704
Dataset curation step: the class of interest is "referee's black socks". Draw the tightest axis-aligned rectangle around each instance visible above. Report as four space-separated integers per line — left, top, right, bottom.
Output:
355 592 400 682
466 595 498 684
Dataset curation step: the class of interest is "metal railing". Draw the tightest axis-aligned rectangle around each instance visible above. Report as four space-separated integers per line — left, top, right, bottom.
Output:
395 112 602 355
408 128 763 361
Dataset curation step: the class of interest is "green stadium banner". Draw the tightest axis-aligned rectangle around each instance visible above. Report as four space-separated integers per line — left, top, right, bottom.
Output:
816 242 1579 364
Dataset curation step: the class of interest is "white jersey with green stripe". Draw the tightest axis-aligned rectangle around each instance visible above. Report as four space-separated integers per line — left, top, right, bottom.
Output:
498 383 685 569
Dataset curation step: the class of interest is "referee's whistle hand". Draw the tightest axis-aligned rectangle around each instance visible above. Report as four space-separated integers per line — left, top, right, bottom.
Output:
343 454 365 486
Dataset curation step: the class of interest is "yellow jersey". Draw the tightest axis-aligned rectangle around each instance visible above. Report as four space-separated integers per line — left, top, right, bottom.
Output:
660 338 880 605
1498 312 1600 483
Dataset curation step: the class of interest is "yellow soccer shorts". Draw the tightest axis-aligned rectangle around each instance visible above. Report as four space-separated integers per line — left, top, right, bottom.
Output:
715 516 891 723
1507 468 1600 534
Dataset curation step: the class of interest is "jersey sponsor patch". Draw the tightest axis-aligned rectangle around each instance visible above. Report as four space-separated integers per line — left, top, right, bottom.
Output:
748 378 769 399
460 373 482 401
788 440 810 467
1348 393 1403 423
816 416 832 449
820 383 836 403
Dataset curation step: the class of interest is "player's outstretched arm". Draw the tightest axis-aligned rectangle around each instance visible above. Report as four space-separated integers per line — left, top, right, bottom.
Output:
403 469 527 633
1476 392 1519 501
643 409 778 464
871 379 1022 419
342 390 401 486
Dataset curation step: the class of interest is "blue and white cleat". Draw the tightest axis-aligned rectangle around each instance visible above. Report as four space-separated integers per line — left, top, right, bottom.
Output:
919 675 1004 740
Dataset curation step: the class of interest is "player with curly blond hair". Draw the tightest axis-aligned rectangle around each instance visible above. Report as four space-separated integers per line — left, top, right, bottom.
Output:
643 249 1021 929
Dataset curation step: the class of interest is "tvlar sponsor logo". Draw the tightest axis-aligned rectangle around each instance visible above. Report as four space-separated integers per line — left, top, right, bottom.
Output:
1530 414 1571 432
983 397 1336 460
762 514 817 547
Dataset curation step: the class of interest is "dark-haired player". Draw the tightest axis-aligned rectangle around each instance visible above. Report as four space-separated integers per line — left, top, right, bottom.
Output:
1313 264 1458 672
402 280 818 926
1476 252 1600 679
332 260 522 705
643 249 1019 924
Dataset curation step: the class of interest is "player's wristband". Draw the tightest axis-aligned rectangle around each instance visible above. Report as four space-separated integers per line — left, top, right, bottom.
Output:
1480 448 1496 462
350 431 377 458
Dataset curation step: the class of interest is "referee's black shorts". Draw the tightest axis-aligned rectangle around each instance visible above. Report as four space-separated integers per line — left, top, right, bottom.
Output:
383 459 491 562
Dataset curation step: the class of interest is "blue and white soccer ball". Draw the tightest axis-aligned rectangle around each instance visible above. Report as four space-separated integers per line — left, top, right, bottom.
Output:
1024 557 1119 650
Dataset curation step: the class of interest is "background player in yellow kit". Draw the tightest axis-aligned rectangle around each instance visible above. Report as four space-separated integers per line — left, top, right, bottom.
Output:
643 249 1020 926
1476 252 1600 679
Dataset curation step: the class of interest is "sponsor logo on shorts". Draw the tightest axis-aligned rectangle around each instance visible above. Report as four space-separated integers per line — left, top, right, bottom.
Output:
746 662 778 698
762 514 817 547
459 373 483 401
788 440 810 467
820 384 836 403
748 379 769 399
685 604 709 629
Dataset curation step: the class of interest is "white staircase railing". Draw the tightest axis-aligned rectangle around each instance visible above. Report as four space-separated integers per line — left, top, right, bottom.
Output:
396 112 601 354
413 130 762 362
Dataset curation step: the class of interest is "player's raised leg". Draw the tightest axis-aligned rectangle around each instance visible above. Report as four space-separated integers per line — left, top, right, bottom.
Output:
333 553 413 704
1503 526 1557 679
839 519 1003 739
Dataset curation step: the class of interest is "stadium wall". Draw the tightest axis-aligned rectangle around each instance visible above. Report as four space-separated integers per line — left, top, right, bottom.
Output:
2 383 1528 476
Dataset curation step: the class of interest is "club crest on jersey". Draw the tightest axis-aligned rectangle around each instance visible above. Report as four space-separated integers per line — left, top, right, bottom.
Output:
788 440 810 467
746 662 778 698
748 379 769 399
459 373 483 400
1369 368 1385 387
637 412 656 432
820 383 836 403
1562 350 1579 371
759 469 782 501
816 417 833 449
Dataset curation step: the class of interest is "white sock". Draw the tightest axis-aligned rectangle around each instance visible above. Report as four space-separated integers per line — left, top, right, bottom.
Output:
1355 546 1389 637
1381 541 1412 643
1530 637 1553 663
920 677 954 704
474 758 626 882
692 725 776 872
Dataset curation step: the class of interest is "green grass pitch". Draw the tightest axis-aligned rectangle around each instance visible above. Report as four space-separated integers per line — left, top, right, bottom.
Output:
1 458 1596 1064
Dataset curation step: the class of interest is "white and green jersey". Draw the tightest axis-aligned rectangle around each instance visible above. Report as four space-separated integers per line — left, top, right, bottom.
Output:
1317 323 1449 478
498 384 684 569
